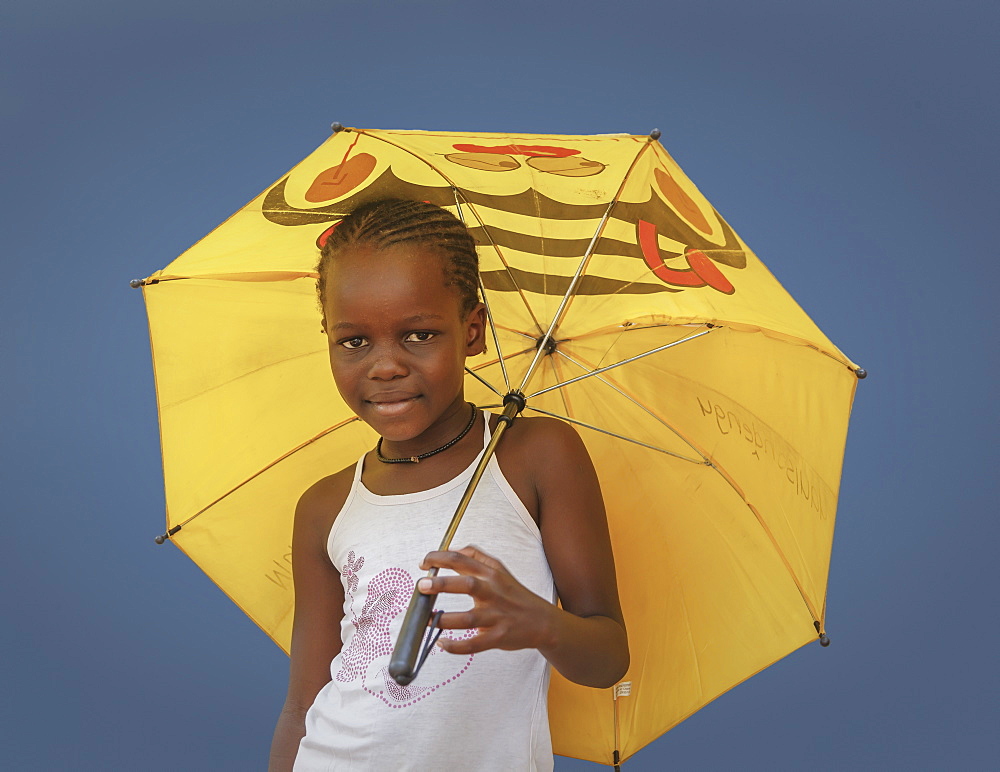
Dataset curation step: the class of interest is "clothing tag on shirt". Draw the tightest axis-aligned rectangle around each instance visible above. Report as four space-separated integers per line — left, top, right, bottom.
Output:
613 681 632 700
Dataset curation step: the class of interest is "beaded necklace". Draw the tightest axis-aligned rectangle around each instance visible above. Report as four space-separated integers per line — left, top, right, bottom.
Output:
375 402 477 464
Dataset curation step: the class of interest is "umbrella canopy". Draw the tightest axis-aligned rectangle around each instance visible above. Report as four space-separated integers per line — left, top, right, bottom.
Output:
136 127 861 765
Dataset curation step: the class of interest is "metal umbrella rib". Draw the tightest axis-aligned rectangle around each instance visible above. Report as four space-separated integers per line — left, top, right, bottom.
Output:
526 328 717 399
525 404 709 465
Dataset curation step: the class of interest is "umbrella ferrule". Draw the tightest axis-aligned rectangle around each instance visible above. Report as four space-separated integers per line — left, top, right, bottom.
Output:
154 524 182 545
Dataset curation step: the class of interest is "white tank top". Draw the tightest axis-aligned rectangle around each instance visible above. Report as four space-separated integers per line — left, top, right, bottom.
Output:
295 412 556 772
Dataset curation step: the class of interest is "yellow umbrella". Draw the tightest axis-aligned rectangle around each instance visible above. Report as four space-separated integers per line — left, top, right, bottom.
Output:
135 126 862 767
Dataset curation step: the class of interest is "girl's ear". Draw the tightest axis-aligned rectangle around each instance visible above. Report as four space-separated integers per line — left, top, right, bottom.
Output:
465 302 488 356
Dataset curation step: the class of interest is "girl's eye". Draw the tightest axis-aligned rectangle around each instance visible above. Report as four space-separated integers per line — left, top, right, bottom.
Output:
339 337 367 350
405 331 436 343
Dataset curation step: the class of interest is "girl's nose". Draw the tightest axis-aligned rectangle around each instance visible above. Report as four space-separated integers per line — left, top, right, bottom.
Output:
366 349 408 380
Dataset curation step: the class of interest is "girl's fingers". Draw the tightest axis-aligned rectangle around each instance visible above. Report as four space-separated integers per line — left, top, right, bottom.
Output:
418 550 482 574
413 546 540 654
417 574 490 598
437 631 497 656
433 608 493 630
453 545 507 572
419 548 499 577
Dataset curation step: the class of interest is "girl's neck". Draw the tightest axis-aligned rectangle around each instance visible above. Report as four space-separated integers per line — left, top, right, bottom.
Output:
377 398 474 459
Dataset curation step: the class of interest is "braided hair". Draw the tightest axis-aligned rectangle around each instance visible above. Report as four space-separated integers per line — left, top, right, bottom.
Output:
317 199 481 329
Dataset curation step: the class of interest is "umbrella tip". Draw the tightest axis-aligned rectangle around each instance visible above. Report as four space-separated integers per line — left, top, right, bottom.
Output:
649 128 661 140
819 634 831 647
154 525 182 544
129 279 143 289
855 367 868 379
331 122 345 133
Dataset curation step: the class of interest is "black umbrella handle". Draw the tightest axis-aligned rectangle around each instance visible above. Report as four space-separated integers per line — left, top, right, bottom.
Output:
388 582 438 685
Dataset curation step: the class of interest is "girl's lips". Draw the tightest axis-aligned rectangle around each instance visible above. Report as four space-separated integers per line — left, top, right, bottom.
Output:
367 395 419 417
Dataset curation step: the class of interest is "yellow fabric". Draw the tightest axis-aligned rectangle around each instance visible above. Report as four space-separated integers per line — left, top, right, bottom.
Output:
140 128 858 765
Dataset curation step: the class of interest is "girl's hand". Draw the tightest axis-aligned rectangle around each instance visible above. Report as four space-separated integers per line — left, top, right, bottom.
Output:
417 546 555 655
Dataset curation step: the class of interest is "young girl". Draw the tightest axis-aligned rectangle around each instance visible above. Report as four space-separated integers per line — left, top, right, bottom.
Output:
269 199 628 771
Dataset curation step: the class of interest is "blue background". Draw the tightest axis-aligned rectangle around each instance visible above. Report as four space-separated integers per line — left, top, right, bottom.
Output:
3 1 997 768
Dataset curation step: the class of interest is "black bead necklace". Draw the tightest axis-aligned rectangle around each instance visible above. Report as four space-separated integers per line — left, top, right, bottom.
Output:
375 402 478 464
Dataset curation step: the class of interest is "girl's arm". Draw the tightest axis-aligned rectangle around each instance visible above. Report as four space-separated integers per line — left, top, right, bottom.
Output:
268 475 349 772
419 417 629 688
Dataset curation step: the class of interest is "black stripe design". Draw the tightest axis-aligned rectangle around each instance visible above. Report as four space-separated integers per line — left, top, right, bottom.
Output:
259 163 747 296
481 268 678 296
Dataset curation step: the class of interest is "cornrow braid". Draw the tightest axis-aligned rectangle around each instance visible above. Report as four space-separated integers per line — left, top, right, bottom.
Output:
317 198 481 327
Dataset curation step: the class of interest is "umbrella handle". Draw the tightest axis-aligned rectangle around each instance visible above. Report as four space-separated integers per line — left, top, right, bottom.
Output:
388 583 438 685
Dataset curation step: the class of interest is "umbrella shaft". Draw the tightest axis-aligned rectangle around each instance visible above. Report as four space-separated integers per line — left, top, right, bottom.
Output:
437 398 518 551
389 398 521 685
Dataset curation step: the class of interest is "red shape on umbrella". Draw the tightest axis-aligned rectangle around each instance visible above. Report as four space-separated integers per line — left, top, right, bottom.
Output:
638 220 735 294
452 144 579 158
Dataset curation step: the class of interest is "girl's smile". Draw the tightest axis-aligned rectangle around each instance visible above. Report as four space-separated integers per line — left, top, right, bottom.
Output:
366 394 421 417
322 242 485 455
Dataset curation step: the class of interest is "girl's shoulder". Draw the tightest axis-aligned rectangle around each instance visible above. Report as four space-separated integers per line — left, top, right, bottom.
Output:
294 463 358 560
495 413 590 463
494 413 597 522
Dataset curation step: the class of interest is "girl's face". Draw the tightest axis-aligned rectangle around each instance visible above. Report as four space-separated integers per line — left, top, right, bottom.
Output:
322 242 486 445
